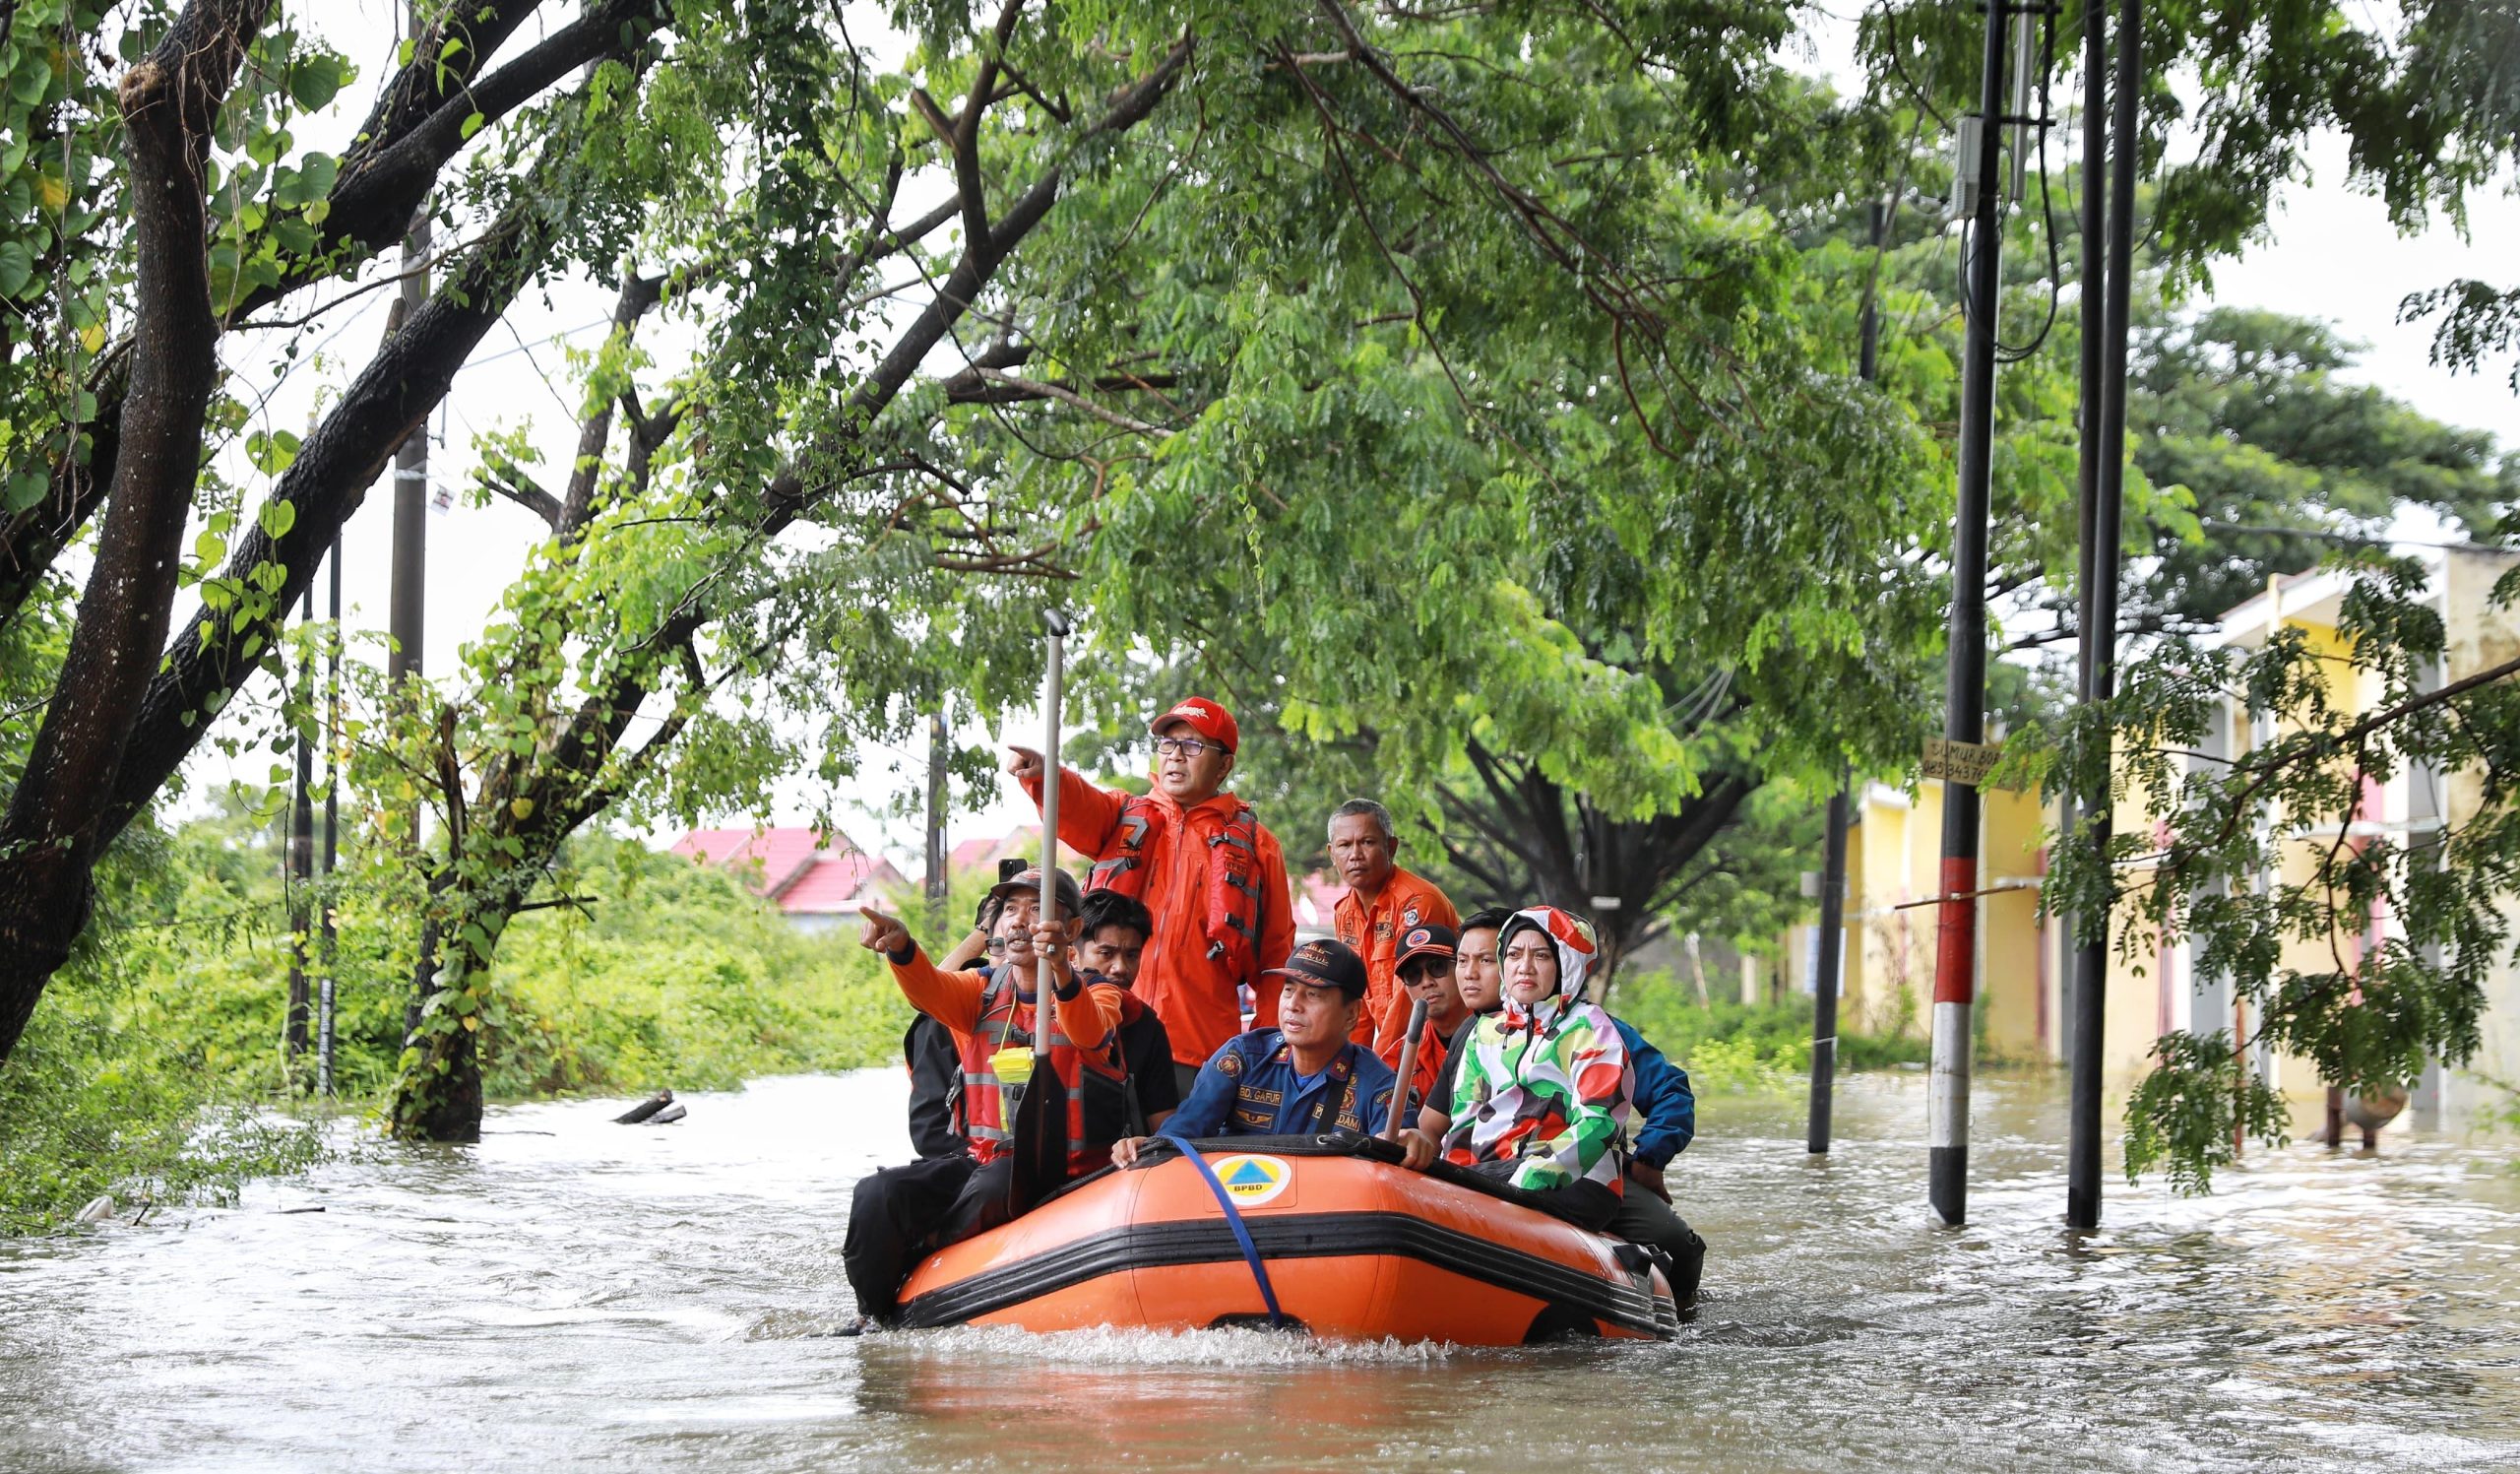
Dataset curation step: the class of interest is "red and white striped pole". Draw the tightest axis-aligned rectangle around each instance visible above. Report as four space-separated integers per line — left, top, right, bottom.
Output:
1929 0 2019 1228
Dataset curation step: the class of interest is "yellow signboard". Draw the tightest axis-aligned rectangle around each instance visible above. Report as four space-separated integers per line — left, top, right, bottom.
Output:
1922 737 2010 789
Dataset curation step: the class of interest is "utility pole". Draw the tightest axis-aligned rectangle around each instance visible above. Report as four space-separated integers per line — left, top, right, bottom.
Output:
1812 199 1888 1156
387 3 429 692
924 712 949 944
317 536 341 1097
2066 0 2141 1231
1928 0 2019 1229
284 580 315 1069
1808 784 1852 1153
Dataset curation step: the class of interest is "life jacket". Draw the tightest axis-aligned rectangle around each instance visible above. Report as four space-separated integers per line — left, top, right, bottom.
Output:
951 965 1131 1180
1086 796 1264 980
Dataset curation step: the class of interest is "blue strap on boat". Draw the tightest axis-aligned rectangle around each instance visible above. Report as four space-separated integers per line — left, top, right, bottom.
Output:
1173 1139 1285 1328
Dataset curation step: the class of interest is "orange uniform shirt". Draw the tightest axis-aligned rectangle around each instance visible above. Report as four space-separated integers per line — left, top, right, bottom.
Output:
886 943 1122 1060
1023 767 1295 1068
1333 866 1459 1048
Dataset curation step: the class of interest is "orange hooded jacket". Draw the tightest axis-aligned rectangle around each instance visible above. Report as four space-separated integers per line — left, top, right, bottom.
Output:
1022 767 1294 1067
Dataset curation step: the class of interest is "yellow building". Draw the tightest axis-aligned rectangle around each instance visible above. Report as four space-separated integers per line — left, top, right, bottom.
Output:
2104 547 2520 1122
1777 774 2061 1062
1775 545 2520 1125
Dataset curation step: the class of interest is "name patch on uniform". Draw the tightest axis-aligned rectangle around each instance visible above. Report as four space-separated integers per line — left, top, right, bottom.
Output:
1211 1154 1293 1207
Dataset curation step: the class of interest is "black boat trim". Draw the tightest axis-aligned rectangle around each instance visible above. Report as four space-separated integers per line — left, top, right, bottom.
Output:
898 1208 1671 1337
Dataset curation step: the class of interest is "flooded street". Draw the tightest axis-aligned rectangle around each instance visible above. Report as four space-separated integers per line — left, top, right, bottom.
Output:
2 1069 2514 1472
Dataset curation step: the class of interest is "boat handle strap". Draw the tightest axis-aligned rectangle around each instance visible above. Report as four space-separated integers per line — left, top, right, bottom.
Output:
1176 1142 1287 1329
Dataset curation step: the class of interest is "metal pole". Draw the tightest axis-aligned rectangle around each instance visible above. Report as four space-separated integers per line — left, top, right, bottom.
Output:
2064 0 2110 1226
925 711 949 946
1928 0 2015 1229
2066 0 2140 1232
1812 201 1888 1155
387 1 429 691
1808 782 1852 1154
318 537 340 1097
2061 0 2108 1067
1036 611 1069 1059
284 581 315 1067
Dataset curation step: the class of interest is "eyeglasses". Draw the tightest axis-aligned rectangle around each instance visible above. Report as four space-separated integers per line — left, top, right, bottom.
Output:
1154 736 1223 758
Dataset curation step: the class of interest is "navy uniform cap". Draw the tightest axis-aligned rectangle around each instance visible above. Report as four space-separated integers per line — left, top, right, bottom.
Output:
1265 937 1368 998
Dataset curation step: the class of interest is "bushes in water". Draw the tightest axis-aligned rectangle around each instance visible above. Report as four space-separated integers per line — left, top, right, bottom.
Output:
0 992 330 1236
478 833 910 1097
1609 970 1928 1092
0 807 331 1235
0 809 914 1234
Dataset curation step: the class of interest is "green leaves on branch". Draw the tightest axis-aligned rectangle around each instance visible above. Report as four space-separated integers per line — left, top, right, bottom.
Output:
2019 551 2520 1193
2122 1029 2292 1195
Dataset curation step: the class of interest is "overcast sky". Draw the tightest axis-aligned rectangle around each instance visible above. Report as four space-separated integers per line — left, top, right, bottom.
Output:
187 4 2519 874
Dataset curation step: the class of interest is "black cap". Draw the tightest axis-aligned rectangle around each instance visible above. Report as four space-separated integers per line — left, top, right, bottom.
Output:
1265 937 1368 998
1395 923 1458 972
988 866 1084 919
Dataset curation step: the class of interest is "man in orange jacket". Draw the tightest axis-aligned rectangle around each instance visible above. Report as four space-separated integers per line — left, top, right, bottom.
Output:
841 868 1125 1331
1327 798 1459 1049
1008 695 1294 1099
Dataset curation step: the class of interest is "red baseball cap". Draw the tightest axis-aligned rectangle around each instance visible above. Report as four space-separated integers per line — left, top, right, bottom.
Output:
1150 695 1237 752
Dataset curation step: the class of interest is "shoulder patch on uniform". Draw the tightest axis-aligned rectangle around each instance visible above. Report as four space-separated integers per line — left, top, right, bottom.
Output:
1220 1050 1244 1077
1402 906 1421 928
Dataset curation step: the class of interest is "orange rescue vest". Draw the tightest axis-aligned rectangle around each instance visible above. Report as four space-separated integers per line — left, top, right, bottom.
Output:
1086 796 1265 981
952 966 1131 1180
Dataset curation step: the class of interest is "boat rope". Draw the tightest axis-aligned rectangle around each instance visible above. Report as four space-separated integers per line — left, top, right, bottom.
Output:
1176 1143 1286 1328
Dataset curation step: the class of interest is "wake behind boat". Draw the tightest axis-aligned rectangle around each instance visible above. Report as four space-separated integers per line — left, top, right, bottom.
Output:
897 1133 1680 1344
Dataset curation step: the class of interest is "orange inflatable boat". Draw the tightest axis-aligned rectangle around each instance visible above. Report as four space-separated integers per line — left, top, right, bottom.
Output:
896 1134 1680 1344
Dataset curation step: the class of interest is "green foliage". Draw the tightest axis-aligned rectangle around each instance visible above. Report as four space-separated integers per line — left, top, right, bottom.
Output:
2019 549 2520 1193
2127 306 2518 630
0 989 325 1236
1861 2 2520 280
0 806 908 1234
0 1 124 530
479 835 908 1096
2121 1029 2292 1195
0 800 333 1237
1612 973 1928 1094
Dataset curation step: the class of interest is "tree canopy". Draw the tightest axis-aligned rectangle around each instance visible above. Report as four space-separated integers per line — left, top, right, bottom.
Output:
0 0 2514 1198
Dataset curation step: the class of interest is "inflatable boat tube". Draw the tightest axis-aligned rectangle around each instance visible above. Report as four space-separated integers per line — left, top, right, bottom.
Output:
896 1133 1679 1344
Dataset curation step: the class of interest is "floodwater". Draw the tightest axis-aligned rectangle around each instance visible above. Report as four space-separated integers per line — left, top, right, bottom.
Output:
2 1069 2515 1473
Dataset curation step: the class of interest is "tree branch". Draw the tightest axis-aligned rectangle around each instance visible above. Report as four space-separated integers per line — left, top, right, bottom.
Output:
556 270 665 538
0 0 267 1059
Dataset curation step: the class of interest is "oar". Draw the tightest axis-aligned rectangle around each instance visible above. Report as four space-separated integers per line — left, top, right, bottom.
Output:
1005 609 1072 1217
1384 996 1430 1140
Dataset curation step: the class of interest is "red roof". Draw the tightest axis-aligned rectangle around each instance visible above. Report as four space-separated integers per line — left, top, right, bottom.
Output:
671 826 906 915
777 849 905 913
947 825 1041 873
1293 869 1344 928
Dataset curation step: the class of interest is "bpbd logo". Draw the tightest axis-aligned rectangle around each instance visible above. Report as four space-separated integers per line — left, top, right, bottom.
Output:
1210 1154 1292 1206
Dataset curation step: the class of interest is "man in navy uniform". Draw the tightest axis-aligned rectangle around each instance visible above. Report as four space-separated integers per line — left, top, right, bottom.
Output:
1109 938 1402 1162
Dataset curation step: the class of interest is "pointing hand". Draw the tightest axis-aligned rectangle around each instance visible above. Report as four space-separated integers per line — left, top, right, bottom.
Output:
857 906 911 956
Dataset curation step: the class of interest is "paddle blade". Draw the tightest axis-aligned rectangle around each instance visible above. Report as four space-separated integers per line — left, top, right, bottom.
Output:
1003 1055 1069 1217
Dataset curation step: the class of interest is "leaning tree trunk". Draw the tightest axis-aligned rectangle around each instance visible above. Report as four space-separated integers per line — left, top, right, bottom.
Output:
0 0 264 1063
1434 742 1756 1002
388 872 520 1142
0 13 663 1073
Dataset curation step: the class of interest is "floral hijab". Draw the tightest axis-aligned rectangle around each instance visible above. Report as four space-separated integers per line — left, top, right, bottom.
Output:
1442 907 1630 1192
1496 906 1598 1036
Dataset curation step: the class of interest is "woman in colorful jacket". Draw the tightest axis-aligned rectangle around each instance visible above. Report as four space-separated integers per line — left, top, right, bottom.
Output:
1398 906 1631 1232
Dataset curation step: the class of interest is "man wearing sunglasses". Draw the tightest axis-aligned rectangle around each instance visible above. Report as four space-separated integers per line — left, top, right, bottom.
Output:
1008 696 1294 1100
